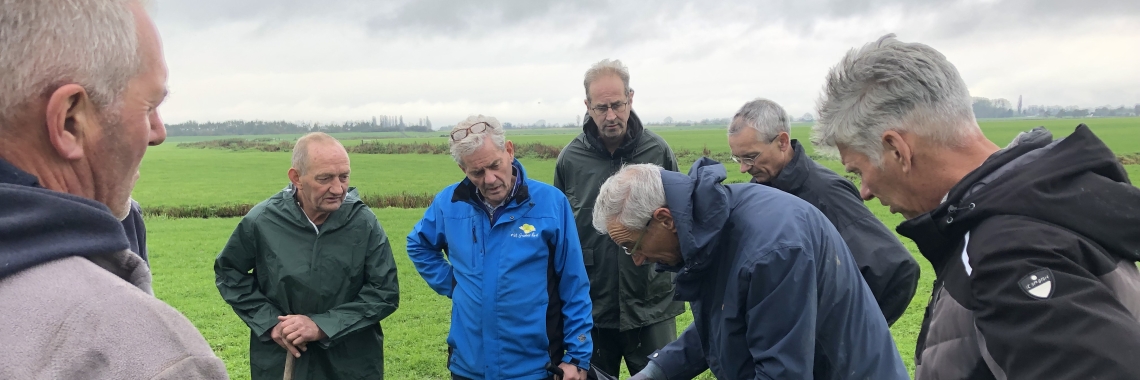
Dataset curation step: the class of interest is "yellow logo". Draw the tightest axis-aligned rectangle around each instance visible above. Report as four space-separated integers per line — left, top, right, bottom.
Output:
519 224 536 234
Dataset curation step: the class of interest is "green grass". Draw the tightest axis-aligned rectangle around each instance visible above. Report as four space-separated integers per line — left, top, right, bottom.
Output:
143 117 1140 379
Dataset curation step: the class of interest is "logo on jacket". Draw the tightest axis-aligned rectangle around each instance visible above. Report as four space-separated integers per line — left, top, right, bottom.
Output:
1019 268 1054 299
512 223 539 238
520 224 536 234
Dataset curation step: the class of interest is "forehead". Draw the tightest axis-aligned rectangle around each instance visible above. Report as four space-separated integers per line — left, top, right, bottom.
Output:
837 145 867 167
605 219 637 241
587 74 626 103
462 140 507 170
307 143 351 172
727 128 762 151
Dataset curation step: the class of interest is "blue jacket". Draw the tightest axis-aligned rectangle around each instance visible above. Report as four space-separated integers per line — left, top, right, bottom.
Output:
407 159 593 379
649 158 908 380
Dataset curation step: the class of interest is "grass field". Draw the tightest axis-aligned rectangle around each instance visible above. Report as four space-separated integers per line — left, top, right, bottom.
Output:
142 117 1139 379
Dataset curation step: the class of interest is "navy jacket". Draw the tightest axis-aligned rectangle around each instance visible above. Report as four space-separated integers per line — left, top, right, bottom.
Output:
759 140 919 325
649 158 908 380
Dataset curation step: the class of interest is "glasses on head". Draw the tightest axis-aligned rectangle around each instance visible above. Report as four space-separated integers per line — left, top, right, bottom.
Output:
620 218 654 256
730 134 780 167
590 101 629 116
451 121 492 141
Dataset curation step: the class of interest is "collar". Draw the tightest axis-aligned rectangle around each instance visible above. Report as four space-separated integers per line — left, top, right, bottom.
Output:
0 157 41 187
760 139 808 191
452 159 531 207
582 110 645 159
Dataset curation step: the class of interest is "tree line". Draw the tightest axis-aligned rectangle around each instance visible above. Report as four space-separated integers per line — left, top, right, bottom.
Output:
973 97 1139 119
167 117 433 137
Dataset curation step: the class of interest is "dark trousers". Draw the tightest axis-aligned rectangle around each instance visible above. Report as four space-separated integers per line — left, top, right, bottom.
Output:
591 318 677 376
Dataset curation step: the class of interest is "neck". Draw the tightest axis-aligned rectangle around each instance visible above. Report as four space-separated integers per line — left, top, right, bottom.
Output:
601 136 624 154
294 195 331 225
925 134 1001 199
0 137 90 196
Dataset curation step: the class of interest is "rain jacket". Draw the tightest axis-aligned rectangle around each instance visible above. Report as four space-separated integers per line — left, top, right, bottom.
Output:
758 139 920 325
648 158 908 380
554 111 685 331
0 158 227 379
407 159 593 379
898 125 1140 380
215 185 400 380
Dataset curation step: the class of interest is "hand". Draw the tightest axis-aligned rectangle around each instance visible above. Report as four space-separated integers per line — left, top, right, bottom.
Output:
556 362 584 380
270 320 302 358
278 315 328 348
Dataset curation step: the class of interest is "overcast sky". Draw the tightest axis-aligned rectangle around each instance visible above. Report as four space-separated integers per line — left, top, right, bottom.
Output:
151 0 1140 128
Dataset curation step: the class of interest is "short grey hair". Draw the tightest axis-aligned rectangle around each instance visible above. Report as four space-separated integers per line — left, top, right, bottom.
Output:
592 164 667 234
450 115 506 166
292 132 343 175
584 59 631 101
727 98 790 142
813 33 978 166
0 0 142 126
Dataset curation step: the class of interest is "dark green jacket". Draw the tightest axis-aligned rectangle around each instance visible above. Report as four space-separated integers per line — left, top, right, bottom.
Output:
553 111 685 331
215 186 399 380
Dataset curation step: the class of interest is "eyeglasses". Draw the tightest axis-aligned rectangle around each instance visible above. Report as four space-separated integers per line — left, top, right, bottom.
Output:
620 219 653 256
730 135 780 167
451 121 492 141
590 101 629 116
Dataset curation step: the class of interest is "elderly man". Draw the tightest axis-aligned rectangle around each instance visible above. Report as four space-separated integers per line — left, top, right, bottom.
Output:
726 98 919 325
0 0 227 378
554 59 683 376
408 115 593 380
215 133 400 380
595 159 908 380
814 33 1140 379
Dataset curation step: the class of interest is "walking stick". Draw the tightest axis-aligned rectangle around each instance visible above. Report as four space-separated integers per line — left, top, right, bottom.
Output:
284 353 295 380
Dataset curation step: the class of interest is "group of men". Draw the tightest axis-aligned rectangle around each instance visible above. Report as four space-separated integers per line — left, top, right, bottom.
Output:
2 0 1140 380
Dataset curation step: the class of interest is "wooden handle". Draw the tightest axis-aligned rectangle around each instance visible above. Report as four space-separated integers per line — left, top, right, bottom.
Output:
283 354 295 380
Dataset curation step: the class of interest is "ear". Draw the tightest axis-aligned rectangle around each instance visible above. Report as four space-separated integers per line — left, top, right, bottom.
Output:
505 140 515 159
288 167 302 188
45 84 97 161
653 207 675 232
881 130 913 173
777 131 791 151
627 89 634 105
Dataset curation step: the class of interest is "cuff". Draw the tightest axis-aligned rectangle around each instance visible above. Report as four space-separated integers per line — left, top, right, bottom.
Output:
638 360 668 380
561 354 589 371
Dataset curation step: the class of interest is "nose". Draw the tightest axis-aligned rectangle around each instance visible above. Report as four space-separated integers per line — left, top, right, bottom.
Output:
739 162 750 173
149 110 167 146
859 181 875 201
603 108 618 121
632 254 645 266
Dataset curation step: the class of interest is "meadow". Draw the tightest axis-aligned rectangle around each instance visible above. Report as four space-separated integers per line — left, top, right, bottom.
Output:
141 117 1140 379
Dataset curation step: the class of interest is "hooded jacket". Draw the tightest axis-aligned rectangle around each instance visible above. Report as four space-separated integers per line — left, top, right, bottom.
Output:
648 158 908 380
407 159 593 379
554 111 685 331
0 158 228 379
759 139 920 325
215 185 400 380
898 124 1140 380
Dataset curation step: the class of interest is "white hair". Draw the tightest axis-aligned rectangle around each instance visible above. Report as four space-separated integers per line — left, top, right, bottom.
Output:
583 59 631 101
449 115 506 166
0 0 141 127
292 132 344 175
727 98 789 142
592 164 667 234
813 33 979 166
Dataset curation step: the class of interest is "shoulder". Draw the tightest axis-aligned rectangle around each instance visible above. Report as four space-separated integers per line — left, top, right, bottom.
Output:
966 215 1089 260
556 134 596 162
525 180 568 202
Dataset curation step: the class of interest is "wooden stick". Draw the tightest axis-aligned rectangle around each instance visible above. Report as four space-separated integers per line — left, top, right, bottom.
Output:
283 353 295 380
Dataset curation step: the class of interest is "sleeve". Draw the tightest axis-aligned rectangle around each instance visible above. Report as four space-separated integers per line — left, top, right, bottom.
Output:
406 197 455 297
214 216 284 340
969 219 1140 380
553 156 567 192
554 196 594 369
309 216 401 343
649 323 709 380
834 215 920 326
744 247 817 380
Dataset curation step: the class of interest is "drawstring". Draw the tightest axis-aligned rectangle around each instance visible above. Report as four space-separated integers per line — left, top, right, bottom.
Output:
946 202 975 224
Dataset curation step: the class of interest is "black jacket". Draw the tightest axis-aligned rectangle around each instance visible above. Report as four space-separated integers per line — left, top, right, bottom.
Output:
760 140 920 325
898 125 1140 380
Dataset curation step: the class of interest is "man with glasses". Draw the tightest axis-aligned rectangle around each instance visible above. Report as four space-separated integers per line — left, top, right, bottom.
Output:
553 59 683 377
727 98 920 326
593 159 909 380
408 115 593 380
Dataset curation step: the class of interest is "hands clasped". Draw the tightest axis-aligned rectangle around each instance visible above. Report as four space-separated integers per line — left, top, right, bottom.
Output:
271 315 328 358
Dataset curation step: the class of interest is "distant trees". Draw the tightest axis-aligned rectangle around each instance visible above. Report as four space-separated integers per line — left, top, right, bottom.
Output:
972 97 1016 118
167 117 433 137
801 113 814 122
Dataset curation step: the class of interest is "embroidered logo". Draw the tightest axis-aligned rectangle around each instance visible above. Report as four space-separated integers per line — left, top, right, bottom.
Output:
577 334 587 343
511 223 539 238
1019 268 1054 300
520 224 536 234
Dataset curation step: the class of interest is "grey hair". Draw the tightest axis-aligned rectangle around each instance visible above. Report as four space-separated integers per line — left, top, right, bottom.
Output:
583 59 631 101
592 164 667 234
0 0 141 126
449 115 506 166
292 132 342 175
727 98 790 142
813 33 978 166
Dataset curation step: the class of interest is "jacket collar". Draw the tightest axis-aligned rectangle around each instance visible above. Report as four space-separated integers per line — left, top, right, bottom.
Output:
0 156 41 187
758 139 808 192
451 158 531 207
581 110 645 159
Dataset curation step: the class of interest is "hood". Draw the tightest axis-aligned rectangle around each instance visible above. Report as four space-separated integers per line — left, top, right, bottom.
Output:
758 139 810 191
899 124 1140 266
658 157 731 279
582 110 646 158
0 183 130 279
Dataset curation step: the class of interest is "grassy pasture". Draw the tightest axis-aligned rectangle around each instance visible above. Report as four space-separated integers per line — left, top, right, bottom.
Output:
143 117 1138 379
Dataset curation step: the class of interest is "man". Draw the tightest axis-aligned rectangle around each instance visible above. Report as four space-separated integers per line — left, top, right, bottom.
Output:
814 33 1140 379
408 115 593 380
0 0 227 378
726 98 919 325
553 59 683 376
594 159 909 380
215 133 400 380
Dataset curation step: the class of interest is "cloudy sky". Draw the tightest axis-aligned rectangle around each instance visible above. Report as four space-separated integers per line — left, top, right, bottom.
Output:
151 0 1140 128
